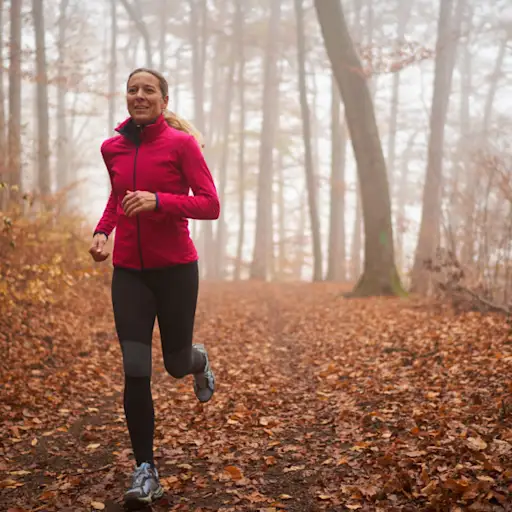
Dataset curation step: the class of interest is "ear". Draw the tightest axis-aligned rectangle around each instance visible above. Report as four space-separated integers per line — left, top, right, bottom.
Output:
161 95 169 111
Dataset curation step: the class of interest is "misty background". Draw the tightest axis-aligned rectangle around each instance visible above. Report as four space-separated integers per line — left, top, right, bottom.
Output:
0 0 511 294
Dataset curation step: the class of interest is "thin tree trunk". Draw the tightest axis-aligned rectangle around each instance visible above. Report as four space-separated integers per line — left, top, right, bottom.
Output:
294 0 322 281
250 0 282 280
173 46 181 112
56 0 69 205
0 0 6 208
276 151 286 279
190 0 213 279
159 0 167 69
214 7 237 280
108 0 117 134
33 0 51 204
326 76 347 281
234 0 246 281
8 0 22 202
482 36 507 133
315 0 403 296
396 129 419 270
411 0 466 293
293 190 307 280
386 1 412 197
451 21 472 258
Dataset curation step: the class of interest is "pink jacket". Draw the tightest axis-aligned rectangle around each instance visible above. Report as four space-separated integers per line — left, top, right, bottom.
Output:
94 114 220 270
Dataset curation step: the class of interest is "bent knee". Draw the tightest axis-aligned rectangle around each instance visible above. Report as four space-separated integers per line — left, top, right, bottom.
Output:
121 340 151 377
163 347 192 379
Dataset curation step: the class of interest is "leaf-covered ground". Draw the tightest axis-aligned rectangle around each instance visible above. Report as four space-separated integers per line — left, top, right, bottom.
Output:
1 276 512 511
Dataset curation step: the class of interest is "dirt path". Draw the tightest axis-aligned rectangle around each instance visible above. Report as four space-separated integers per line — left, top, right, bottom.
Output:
1 282 511 511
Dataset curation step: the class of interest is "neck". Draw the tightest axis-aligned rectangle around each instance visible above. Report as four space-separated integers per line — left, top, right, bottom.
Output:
134 114 161 127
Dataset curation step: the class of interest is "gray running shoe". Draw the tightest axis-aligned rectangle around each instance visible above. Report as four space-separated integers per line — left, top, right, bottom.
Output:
193 344 215 403
124 462 164 510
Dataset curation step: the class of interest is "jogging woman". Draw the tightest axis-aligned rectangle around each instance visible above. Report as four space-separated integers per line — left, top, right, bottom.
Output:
89 68 219 509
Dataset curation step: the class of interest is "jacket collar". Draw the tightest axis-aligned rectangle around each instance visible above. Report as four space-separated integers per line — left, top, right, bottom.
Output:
115 113 167 145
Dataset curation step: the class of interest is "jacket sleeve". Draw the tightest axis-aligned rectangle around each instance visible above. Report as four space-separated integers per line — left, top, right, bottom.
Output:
93 143 119 237
156 136 220 220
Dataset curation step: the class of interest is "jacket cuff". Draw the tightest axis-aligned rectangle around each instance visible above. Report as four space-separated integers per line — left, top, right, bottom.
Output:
93 231 109 240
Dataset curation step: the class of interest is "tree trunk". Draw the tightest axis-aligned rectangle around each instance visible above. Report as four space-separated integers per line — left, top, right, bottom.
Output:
386 1 412 197
315 0 403 297
8 0 22 202
410 0 466 293
32 0 51 204
214 5 237 280
396 129 419 269
234 0 246 281
108 0 117 134
450 17 472 258
173 46 181 112
119 0 152 68
482 36 507 134
276 150 286 279
250 0 282 280
293 190 307 280
56 0 69 205
159 0 167 69
190 0 214 279
0 0 6 208
326 76 347 281
294 0 322 281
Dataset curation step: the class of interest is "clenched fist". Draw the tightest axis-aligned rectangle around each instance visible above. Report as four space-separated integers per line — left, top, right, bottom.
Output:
89 233 110 262
122 190 157 217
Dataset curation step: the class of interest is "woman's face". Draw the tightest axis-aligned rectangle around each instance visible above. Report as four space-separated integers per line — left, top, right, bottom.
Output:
126 72 168 125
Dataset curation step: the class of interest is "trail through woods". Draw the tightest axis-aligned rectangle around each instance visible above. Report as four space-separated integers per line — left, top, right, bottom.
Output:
1 281 511 511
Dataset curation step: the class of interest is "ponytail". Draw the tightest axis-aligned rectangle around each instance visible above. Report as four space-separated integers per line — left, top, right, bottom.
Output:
163 109 205 150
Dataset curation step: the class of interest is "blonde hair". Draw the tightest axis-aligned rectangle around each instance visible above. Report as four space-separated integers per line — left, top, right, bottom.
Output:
128 67 205 149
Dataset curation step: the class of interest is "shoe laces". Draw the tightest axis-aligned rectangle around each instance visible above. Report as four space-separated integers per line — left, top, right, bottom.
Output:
132 462 153 487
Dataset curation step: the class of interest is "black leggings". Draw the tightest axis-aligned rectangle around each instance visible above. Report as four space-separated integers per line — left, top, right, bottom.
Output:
111 261 205 466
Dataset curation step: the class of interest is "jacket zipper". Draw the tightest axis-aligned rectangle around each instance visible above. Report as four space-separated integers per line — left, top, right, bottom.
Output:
133 144 144 270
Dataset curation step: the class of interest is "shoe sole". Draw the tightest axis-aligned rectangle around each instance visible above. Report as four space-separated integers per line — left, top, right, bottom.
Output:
193 345 215 403
124 486 164 510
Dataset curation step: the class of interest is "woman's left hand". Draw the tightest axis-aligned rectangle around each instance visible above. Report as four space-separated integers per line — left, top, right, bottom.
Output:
122 190 157 217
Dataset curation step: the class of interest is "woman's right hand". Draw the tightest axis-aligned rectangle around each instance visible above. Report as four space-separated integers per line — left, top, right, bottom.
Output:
89 233 110 262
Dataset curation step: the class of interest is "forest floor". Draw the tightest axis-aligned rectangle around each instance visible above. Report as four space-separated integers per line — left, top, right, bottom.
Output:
1 275 511 511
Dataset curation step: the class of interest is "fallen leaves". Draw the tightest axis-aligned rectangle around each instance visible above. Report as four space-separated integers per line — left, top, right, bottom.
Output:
224 465 244 481
1 224 511 511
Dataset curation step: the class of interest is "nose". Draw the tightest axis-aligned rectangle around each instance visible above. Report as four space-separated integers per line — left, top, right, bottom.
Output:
135 89 146 99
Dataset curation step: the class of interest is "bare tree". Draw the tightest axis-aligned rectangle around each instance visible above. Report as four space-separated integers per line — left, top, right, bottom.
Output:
0 0 6 208
411 0 466 293
386 0 413 196
326 77 347 282
56 0 69 202
234 0 246 280
315 0 403 296
33 0 51 203
108 0 117 134
214 3 237 279
8 0 22 201
294 0 322 281
250 0 282 280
